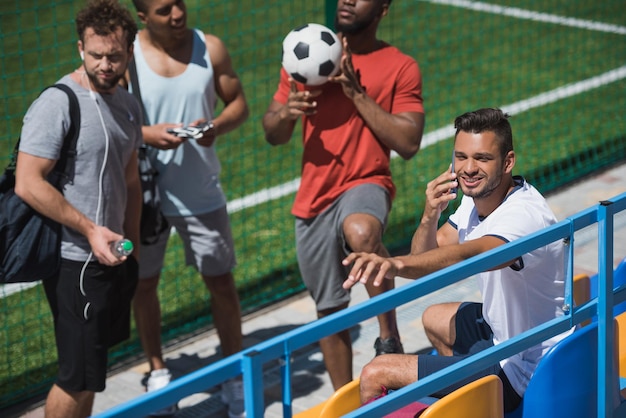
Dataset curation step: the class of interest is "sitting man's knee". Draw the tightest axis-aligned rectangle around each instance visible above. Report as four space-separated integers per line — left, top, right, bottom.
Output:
359 358 386 402
360 359 379 383
422 303 460 355
422 304 439 330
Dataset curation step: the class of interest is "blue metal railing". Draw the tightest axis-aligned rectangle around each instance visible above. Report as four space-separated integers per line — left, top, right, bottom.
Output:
94 192 626 418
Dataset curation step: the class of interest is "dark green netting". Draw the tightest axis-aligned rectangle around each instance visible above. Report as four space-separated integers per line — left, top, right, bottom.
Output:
1 0 625 408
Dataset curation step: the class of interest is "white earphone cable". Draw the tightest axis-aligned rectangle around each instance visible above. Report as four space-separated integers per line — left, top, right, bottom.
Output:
79 72 110 320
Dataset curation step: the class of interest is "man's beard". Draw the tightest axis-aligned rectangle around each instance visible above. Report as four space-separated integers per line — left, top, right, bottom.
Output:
334 15 372 35
86 70 123 92
462 172 503 199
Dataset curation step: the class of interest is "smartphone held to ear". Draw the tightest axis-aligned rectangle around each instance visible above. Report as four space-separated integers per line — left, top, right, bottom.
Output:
167 121 214 140
450 149 457 196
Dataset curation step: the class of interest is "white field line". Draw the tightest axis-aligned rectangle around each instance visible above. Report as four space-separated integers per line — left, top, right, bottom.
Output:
2 6 625 298
422 0 626 35
0 282 39 297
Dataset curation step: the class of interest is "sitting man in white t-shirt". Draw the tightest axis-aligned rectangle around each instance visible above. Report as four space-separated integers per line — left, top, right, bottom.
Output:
342 107 571 413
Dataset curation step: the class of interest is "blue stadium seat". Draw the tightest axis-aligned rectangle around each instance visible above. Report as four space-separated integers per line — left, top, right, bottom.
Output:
504 321 622 418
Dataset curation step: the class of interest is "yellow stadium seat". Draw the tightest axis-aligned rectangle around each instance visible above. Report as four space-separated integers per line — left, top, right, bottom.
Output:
294 378 361 418
292 401 325 418
573 273 590 308
573 273 591 327
616 311 626 379
419 375 504 418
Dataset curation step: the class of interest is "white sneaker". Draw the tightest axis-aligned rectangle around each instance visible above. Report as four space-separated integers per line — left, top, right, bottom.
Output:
221 378 246 418
146 368 177 417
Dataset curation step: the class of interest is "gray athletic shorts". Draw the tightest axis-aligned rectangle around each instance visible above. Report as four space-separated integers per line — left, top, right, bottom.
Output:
295 183 390 311
139 206 237 279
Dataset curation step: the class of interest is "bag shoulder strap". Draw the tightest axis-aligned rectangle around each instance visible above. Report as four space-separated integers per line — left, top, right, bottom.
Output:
128 55 149 126
5 84 81 180
49 83 81 180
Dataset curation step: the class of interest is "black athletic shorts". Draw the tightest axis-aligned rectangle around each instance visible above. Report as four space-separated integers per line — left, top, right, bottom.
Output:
417 302 523 412
43 257 138 392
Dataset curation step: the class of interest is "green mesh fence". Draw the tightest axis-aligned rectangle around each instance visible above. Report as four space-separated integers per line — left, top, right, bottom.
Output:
1 0 625 409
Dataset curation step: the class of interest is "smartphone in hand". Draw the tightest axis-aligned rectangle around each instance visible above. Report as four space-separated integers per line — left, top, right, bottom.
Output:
450 149 457 195
167 121 214 140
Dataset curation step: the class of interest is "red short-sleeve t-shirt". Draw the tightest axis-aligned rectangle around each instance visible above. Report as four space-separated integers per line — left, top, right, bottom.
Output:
273 43 424 219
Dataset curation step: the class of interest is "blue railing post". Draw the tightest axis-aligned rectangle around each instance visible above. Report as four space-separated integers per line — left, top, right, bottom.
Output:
281 341 294 418
242 350 265 417
597 200 615 418
562 226 574 326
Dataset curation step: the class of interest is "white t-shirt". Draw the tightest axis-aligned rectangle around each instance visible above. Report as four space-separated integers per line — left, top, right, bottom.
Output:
448 177 572 396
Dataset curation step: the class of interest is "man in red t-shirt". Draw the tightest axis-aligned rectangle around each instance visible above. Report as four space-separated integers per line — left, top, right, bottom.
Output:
262 0 425 391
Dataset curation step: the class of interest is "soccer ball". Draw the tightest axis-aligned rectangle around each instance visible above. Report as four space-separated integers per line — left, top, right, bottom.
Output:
281 23 342 86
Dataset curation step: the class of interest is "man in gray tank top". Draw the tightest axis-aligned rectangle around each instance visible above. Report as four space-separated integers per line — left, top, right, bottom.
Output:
126 0 249 417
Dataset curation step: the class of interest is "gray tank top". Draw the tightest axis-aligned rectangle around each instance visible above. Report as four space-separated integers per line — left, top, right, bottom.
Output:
132 29 226 216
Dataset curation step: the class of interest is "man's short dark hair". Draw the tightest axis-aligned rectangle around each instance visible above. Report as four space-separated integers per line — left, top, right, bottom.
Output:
76 0 138 50
454 108 513 157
